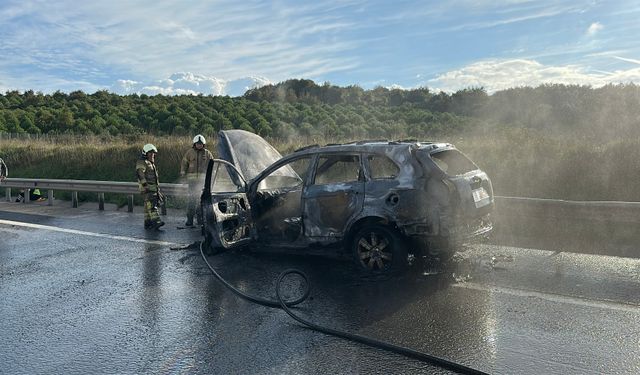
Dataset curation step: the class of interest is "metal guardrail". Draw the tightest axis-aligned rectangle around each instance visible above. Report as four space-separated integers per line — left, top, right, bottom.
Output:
2 178 639 221
1 178 188 212
494 196 640 223
492 196 640 257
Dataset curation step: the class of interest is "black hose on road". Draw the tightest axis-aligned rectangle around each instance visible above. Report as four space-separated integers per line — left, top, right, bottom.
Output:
199 241 488 375
199 241 310 308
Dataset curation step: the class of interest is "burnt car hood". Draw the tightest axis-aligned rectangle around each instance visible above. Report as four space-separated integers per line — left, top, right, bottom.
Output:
217 129 296 183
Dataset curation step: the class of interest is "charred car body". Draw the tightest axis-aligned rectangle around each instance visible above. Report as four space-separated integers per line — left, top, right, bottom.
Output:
201 130 494 273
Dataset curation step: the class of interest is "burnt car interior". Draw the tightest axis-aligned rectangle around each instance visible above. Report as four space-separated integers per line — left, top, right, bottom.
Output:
314 154 362 184
251 154 366 243
253 156 311 242
366 154 400 179
305 154 364 236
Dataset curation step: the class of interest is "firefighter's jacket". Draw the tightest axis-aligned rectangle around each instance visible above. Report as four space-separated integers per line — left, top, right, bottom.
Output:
0 157 7 178
136 156 159 193
180 147 213 179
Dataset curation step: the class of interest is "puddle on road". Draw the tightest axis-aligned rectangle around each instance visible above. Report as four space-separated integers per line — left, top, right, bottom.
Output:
426 251 516 285
188 245 522 313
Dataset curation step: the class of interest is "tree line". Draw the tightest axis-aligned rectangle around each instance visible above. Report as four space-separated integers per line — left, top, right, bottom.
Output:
1 80 639 141
0 87 472 139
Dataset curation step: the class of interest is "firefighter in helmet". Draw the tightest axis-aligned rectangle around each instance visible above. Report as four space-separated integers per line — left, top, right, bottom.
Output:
180 134 213 226
136 144 164 230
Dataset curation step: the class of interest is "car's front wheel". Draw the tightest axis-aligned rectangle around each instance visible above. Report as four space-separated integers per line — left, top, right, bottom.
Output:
203 231 222 256
351 224 408 273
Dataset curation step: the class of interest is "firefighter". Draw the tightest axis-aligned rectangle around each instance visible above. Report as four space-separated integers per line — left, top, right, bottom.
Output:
180 134 213 227
0 157 7 181
136 144 164 230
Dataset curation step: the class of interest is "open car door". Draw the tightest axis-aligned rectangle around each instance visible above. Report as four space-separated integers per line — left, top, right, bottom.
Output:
201 158 255 250
205 129 298 250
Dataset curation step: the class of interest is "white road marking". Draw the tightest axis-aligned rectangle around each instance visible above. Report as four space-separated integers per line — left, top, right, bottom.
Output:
454 282 640 313
0 219 179 247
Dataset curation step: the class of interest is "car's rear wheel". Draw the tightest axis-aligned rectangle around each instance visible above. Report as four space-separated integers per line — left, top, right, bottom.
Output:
351 224 408 273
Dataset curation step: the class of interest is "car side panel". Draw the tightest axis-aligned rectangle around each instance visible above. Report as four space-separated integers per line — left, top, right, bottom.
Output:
303 181 365 238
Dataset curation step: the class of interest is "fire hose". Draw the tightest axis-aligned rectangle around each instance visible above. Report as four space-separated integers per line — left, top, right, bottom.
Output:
199 241 488 375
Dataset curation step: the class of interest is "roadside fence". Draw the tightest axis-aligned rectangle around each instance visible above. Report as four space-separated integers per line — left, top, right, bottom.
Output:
1 178 187 214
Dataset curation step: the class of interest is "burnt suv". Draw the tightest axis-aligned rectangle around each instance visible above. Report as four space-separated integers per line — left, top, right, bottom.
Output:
201 129 493 273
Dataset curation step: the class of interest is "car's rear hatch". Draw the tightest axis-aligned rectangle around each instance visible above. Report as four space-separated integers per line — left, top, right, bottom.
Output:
416 145 494 237
429 147 493 214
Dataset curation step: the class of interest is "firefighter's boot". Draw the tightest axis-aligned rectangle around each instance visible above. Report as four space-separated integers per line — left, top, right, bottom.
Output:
144 220 154 230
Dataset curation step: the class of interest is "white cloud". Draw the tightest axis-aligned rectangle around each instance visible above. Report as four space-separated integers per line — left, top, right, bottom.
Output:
613 56 640 65
224 76 272 97
446 4 583 32
1 0 637 95
111 73 271 96
388 84 407 90
0 72 103 94
0 0 363 87
587 22 603 36
114 80 140 94
427 59 640 93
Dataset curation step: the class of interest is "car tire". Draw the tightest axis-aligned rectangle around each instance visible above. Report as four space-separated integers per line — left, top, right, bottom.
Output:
351 224 408 273
203 232 222 256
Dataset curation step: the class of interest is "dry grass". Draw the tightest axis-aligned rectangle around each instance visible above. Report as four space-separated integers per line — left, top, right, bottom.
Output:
0 135 190 182
458 129 640 201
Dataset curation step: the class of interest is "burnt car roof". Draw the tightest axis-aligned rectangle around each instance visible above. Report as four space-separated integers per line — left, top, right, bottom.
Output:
217 129 463 186
292 140 456 154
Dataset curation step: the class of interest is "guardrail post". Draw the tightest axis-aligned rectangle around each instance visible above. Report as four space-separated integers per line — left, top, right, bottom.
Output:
47 190 54 206
98 193 105 210
72 191 78 208
5 188 10 202
24 189 30 203
128 195 134 212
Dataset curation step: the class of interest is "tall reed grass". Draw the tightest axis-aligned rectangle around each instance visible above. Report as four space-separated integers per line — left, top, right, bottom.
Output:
458 128 640 201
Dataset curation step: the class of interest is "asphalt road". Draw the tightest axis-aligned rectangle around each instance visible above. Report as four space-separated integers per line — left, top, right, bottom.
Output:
1 201 639 375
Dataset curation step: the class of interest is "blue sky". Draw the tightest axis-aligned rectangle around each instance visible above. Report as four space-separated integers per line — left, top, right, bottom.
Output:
1 0 639 96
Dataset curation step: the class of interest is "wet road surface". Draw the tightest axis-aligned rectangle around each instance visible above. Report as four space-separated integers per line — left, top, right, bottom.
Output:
1 201 639 374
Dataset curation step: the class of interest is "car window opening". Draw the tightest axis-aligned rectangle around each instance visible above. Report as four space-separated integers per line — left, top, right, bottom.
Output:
368 154 399 180
431 150 478 176
314 155 361 185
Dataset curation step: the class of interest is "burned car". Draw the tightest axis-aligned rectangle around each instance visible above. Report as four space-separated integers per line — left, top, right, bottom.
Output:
201 129 494 273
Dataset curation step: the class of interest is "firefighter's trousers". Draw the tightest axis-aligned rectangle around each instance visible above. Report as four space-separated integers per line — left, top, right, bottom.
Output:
143 192 162 227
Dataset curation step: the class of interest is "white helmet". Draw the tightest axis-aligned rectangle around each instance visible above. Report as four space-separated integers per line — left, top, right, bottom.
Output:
192 134 206 145
142 143 158 154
